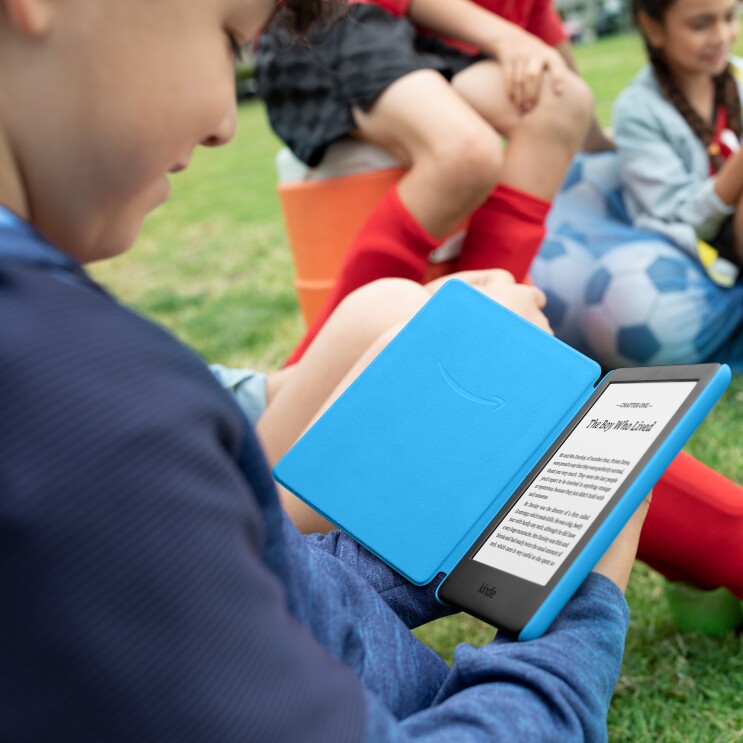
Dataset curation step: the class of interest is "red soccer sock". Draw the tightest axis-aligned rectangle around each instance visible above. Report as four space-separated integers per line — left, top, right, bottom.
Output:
286 186 440 365
637 451 743 598
454 183 550 282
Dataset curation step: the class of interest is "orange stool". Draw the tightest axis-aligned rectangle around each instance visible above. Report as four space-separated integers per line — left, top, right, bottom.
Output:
276 143 463 327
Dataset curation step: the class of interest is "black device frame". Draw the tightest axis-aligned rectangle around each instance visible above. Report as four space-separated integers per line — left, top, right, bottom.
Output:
437 364 722 637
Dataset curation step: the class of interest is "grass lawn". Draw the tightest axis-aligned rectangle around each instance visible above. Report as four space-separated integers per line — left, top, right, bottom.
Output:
91 31 743 742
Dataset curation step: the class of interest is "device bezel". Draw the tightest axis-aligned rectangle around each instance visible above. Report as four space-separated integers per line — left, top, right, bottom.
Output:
437 364 721 637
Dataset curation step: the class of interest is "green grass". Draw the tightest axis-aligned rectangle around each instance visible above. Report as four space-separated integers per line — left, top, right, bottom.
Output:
576 32 646 124
91 31 743 742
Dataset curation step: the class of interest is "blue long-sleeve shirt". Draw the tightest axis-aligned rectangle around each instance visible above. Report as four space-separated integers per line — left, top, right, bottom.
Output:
0 222 630 741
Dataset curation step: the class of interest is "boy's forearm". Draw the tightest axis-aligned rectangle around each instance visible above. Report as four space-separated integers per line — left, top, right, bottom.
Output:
363 573 629 741
303 526 455 628
302 524 628 740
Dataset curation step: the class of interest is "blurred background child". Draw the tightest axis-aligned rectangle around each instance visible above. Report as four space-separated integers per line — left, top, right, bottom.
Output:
257 0 609 362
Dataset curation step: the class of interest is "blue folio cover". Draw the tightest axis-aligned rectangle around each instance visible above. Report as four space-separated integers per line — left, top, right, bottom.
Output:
274 279 602 585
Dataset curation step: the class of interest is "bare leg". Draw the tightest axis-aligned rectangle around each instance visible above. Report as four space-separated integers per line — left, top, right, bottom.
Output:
351 69 503 238
452 60 594 200
258 279 431 471
284 70 507 365
260 271 549 471
270 323 406 534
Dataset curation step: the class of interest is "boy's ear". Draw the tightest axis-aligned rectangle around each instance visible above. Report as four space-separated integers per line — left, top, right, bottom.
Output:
636 10 665 50
3 0 55 36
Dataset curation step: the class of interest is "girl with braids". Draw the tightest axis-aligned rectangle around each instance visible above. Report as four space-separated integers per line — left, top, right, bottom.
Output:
614 0 743 287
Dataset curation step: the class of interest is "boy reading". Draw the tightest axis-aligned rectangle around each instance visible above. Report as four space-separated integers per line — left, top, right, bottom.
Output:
0 0 647 739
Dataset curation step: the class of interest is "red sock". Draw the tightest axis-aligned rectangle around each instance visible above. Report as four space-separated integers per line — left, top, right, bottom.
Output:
637 451 743 598
285 186 440 365
455 183 550 282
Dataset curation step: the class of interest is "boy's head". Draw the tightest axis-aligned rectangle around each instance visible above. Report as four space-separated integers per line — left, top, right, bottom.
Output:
0 0 330 264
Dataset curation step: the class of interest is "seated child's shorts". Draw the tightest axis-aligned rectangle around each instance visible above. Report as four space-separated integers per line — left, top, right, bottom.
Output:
255 4 483 167
210 364 268 427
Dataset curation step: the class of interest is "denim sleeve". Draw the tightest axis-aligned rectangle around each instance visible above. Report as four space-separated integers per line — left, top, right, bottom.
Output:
304 528 456 629
375 574 628 743
301 525 629 742
208 363 268 427
613 90 734 241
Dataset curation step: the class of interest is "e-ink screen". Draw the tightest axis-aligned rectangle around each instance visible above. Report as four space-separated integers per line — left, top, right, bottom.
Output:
473 380 697 586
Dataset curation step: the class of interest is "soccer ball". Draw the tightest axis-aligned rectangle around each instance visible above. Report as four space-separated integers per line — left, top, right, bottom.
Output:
534 153 734 370
533 151 630 352
551 151 623 222
578 241 714 369
530 232 596 350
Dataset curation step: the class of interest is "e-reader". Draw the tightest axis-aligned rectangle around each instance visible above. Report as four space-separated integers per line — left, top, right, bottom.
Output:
436 363 731 640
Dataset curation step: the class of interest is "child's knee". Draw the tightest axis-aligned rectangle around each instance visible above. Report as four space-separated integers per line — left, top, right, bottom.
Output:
361 277 430 308
526 73 594 148
562 74 594 127
339 278 429 329
428 124 502 202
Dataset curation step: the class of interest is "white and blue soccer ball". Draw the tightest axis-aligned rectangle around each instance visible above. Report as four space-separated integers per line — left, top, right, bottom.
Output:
551 149 624 222
533 151 628 357
530 231 596 351
577 241 714 369
534 153 732 370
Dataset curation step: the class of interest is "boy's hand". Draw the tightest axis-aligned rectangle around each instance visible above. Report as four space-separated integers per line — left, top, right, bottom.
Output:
593 493 652 594
425 269 552 335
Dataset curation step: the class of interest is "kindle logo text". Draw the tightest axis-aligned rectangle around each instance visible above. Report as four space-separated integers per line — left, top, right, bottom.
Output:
478 582 497 598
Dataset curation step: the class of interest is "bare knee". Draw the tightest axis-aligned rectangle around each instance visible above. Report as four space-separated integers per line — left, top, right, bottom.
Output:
562 74 595 129
335 277 430 338
349 277 430 312
423 123 503 205
522 72 594 150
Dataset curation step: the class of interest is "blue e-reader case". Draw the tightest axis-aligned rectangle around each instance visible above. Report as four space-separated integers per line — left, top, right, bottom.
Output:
274 279 603 585
274 280 730 637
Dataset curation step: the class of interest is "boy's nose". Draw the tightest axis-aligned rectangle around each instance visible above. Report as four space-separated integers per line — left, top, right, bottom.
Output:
202 100 238 148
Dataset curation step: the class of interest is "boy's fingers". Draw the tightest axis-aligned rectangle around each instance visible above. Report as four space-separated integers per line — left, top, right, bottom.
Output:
480 269 516 286
529 285 547 308
593 492 653 594
471 268 516 285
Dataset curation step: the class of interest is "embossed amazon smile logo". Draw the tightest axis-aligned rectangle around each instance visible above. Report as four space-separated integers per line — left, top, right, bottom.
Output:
438 360 506 411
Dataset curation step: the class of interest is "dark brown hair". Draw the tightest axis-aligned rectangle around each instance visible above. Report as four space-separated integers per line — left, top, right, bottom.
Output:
276 0 347 35
632 0 742 172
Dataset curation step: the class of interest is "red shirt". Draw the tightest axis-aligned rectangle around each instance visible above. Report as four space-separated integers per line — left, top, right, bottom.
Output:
352 0 567 49
709 106 739 174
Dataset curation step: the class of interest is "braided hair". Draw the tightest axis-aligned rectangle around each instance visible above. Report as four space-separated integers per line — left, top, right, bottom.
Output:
632 0 742 172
